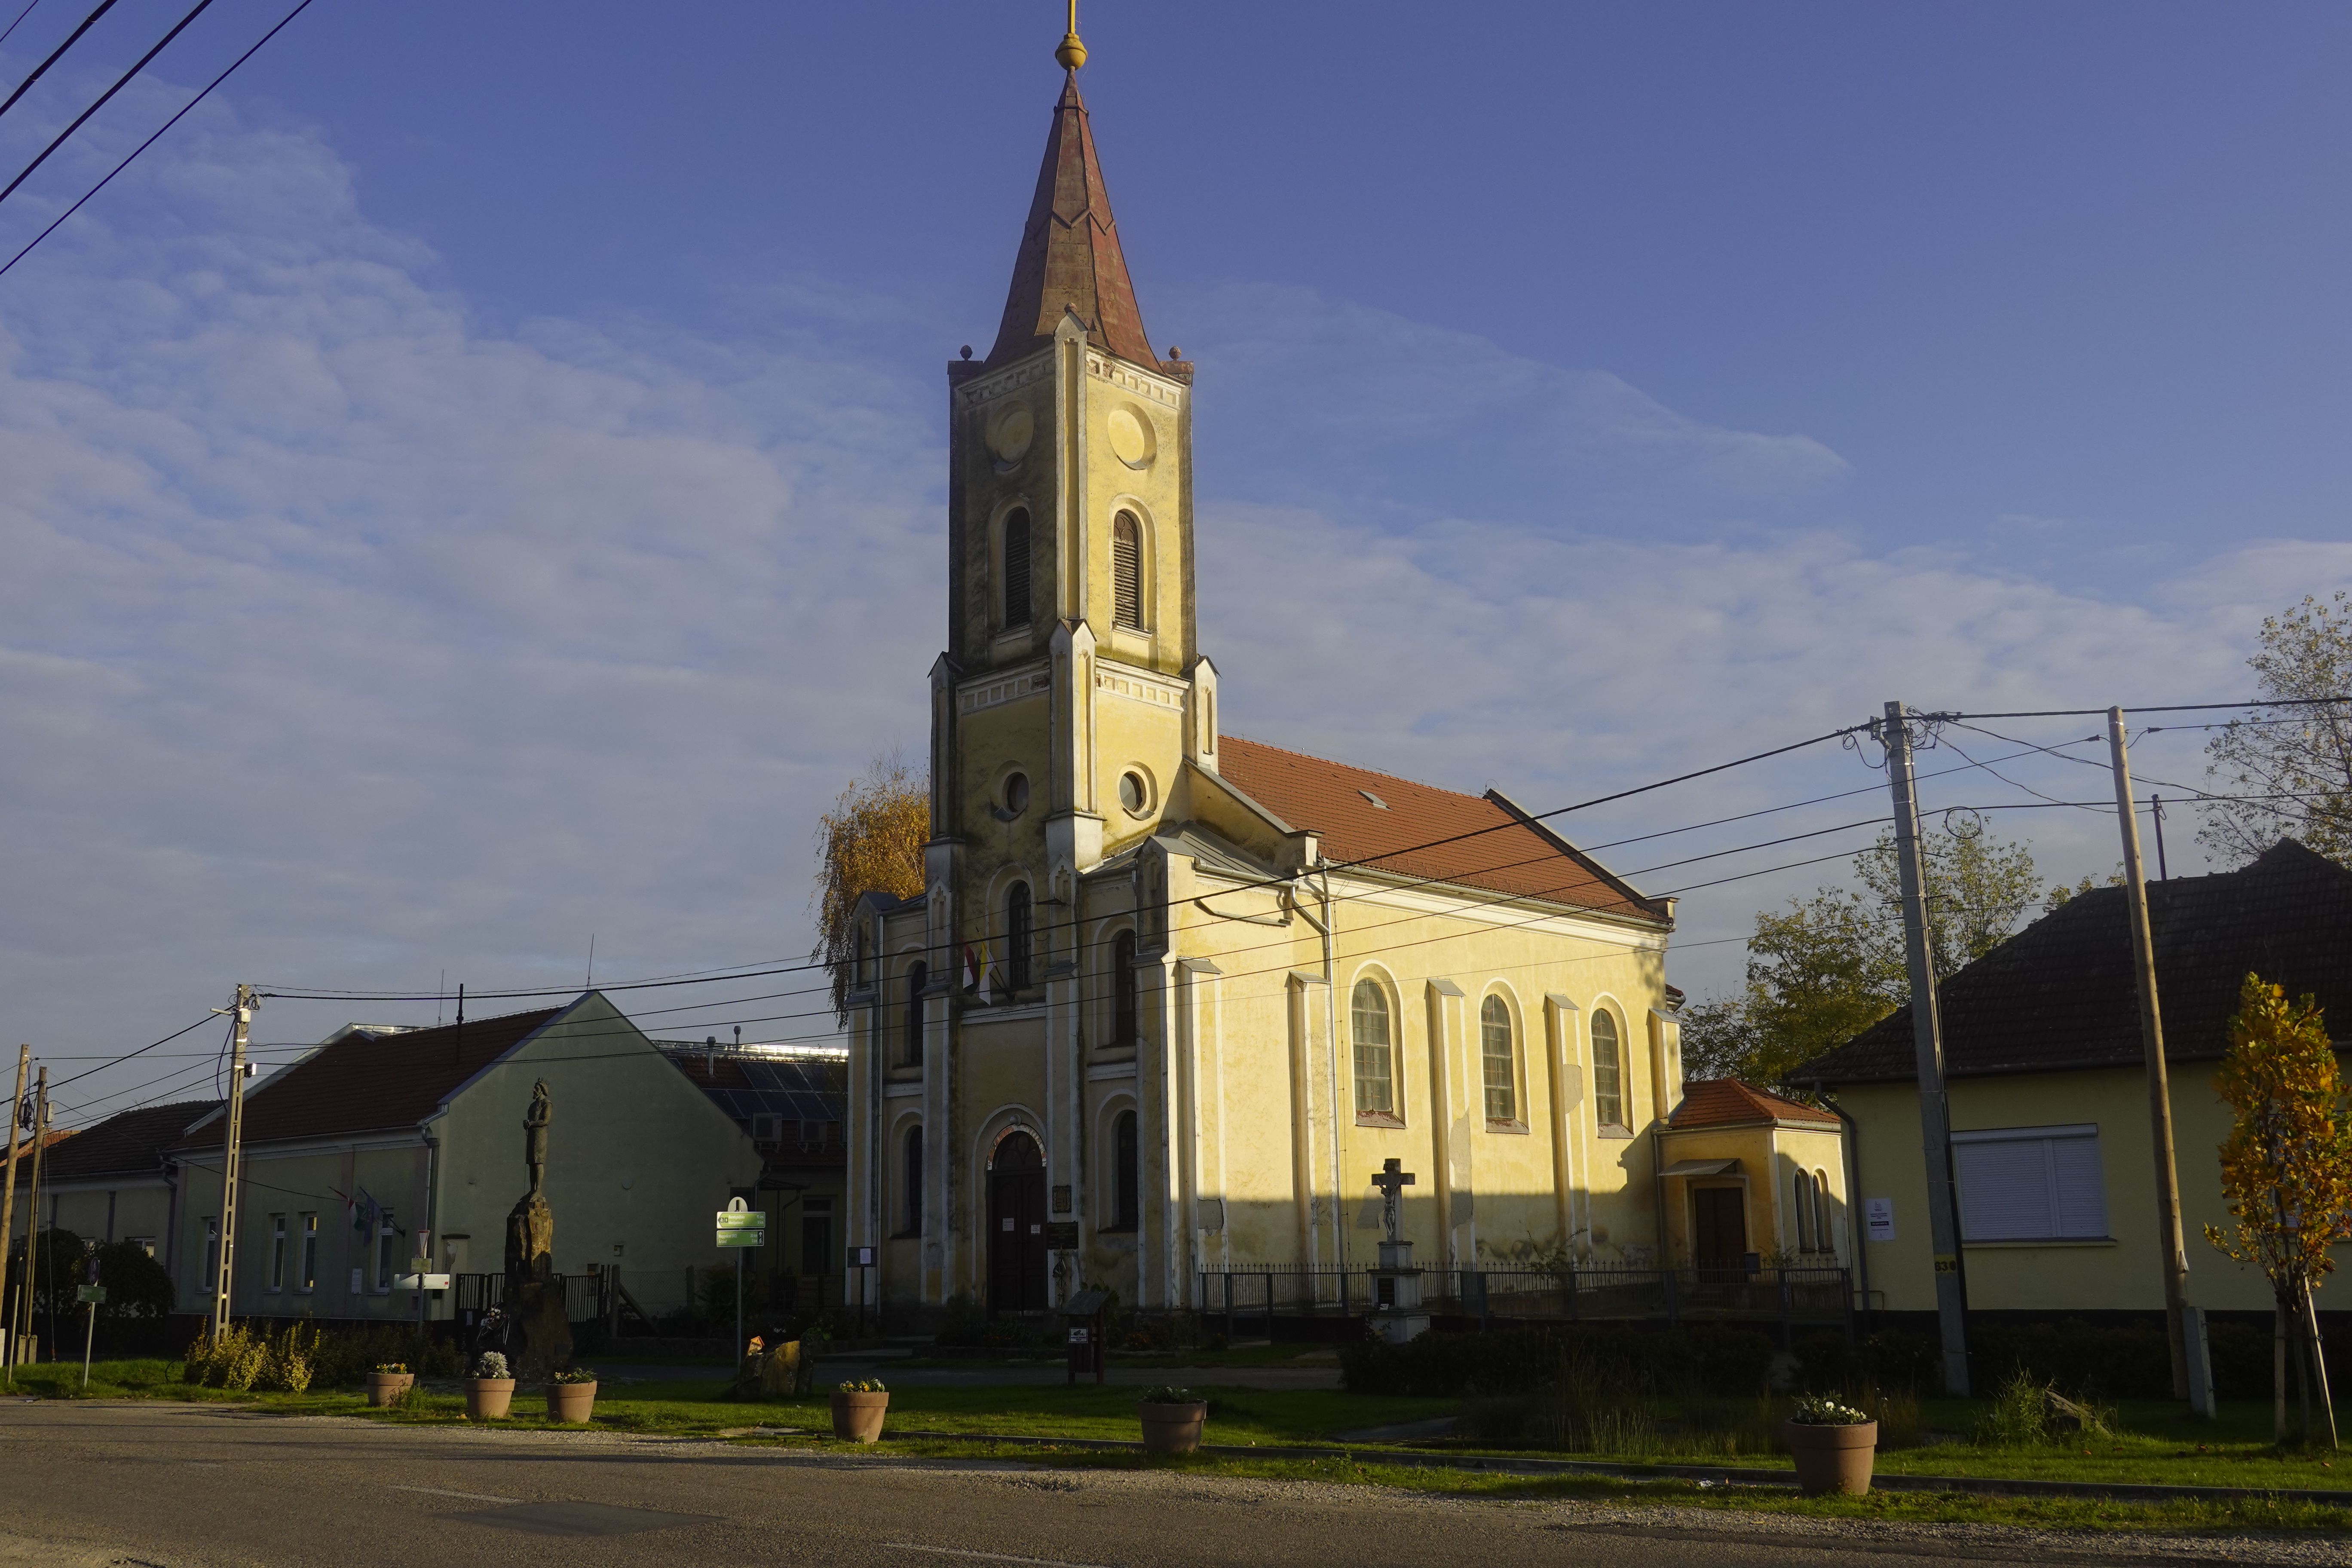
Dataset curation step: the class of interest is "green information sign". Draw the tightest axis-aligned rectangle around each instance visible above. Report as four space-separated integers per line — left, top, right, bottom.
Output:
715 1207 766 1249
75 1285 106 1305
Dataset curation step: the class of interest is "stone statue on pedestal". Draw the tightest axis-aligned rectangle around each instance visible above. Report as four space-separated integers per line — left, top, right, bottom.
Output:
501 1078 570 1378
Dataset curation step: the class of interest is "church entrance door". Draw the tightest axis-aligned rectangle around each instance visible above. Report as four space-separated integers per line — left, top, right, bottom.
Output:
987 1132 1048 1314
1693 1186 1746 1280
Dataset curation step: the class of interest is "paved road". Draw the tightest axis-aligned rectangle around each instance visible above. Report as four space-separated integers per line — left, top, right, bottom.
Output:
0 1400 2175 1568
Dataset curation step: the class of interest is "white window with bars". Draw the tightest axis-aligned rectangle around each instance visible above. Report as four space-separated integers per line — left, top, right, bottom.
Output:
1953 1124 2109 1242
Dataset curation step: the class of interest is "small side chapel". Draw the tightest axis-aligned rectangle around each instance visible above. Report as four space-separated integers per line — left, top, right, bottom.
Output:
844 21 1711 1320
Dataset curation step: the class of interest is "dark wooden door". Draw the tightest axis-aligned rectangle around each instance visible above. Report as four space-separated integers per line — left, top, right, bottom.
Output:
988 1133 1048 1314
1693 1187 1746 1275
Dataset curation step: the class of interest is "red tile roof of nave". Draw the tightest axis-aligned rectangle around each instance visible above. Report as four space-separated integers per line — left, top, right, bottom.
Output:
1669 1078 1838 1130
1214 736 1665 922
983 72 1161 372
171 1006 564 1151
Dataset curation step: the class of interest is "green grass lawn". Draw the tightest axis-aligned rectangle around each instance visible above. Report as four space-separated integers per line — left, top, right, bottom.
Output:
15 1356 2352 1535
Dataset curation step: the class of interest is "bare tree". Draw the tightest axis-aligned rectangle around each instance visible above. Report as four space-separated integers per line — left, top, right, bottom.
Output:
2202 594 2352 868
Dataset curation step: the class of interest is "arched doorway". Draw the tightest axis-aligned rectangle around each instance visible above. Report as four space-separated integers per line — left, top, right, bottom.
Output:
987 1131 1048 1314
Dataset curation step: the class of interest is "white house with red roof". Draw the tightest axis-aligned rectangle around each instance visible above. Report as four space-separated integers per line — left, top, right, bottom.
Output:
168 992 758 1326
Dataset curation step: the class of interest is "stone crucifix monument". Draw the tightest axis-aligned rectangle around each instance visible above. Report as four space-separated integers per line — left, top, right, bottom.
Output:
503 1079 572 1378
1367 1158 1430 1344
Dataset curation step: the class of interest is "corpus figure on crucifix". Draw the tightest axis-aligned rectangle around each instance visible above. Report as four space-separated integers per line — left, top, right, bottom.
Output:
1372 1158 1415 1245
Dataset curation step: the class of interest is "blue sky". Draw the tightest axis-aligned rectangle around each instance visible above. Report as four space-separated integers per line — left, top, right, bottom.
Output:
2 1 2347 1120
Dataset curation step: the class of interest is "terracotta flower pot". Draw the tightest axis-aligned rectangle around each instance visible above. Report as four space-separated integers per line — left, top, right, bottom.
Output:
1139 1400 1208 1455
830 1390 890 1443
466 1378 515 1420
545 1381 598 1423
1783 1418 1877 1495
365 1372 414 1408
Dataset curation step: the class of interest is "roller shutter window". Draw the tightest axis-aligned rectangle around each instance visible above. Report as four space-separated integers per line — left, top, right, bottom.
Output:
1112 511 1143 629
1953 1125 2108 1241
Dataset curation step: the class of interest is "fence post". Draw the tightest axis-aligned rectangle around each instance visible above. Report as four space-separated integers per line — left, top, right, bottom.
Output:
1842 1266 1857 1344
1663 1267 1680 1327
1777 1270 1794 1350
1565 1261 1579 1323
1265 1272 1275 1344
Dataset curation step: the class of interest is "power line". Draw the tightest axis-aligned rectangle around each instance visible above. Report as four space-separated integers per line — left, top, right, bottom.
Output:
0 0 118 120
0 0 318 278
46 1012 217 1090
1929 696 2352 721
0 0 44 50
0 0 218 210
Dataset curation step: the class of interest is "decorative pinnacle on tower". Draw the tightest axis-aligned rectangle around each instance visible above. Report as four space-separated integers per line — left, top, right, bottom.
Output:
1056 0 1087 71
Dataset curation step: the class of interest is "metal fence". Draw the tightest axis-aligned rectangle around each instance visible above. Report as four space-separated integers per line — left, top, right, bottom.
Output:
1197 1263 1853 1342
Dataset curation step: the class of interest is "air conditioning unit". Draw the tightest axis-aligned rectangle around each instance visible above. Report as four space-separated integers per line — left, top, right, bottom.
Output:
751 1113 782 1147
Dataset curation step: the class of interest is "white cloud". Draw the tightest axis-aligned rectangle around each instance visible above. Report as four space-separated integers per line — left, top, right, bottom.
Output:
4 89 2345 1114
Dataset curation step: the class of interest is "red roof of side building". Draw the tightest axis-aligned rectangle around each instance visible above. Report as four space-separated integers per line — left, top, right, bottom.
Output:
172 1006 564 1151
1669 1078 1839 1130
1215 735 1666 923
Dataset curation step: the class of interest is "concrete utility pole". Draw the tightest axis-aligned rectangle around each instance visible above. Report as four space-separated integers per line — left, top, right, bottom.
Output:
0 1044 27 1378
210 987 255 1338
2107 709 2200 1406
16 1069 49 1366
1880 701 1971 1397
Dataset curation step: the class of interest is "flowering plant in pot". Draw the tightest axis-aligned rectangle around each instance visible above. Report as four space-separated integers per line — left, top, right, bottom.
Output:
831 1378 890 1443
545 1366 599 1424
365 1362 414 1408
1137 1385 1207 1454
466 1352 515 1420
1783 1394 1877 1495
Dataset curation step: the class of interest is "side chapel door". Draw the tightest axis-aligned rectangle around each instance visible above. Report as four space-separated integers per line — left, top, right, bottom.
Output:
988 1132 1048 1314
1693 1186 1747 1280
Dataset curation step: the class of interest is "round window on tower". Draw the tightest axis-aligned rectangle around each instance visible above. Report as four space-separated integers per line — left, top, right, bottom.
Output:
1003 772 1030 815
1119 770 1149 817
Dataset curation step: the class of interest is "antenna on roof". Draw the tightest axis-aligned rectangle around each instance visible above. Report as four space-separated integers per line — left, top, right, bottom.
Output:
733 1025 741 1055
705 1035 717 1077
453 983 465 1067
586 933 595 989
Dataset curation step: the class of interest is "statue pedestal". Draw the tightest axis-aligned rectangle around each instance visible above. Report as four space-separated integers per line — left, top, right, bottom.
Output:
1368 1238 1429 1344
505 1191 570 1378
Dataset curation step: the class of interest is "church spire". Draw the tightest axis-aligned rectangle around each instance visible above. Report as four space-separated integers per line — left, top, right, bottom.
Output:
982 6 1158 371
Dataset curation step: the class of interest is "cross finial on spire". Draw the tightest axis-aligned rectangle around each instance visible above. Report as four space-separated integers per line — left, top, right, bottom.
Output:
1056 0 1087 71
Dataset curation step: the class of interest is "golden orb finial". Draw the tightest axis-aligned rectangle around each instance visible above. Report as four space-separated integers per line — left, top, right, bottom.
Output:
1056 0 1087 70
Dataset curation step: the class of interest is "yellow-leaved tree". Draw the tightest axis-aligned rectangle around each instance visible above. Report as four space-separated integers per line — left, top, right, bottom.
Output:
812 756 930 1026
2206 974 2352 1446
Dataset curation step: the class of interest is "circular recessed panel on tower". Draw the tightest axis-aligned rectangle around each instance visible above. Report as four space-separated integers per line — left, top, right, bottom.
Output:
989 402 1035 464
1118 769 1151 817
1106 404 1155 469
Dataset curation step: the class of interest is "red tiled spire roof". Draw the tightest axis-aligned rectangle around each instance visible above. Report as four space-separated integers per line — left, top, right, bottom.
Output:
984 71 1159 371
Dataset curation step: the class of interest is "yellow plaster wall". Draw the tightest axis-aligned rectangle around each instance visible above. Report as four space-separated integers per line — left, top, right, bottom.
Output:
1843 1063 2352 1314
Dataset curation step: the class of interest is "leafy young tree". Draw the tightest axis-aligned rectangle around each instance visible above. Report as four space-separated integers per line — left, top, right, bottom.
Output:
2205 975 2352 1447
812 756 930 1026
1680 826 2044 1087
2202 593 2352 868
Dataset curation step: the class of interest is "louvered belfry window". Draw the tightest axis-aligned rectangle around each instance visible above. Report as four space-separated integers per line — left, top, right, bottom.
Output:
1112 511 1143 629
1002 508 1032 628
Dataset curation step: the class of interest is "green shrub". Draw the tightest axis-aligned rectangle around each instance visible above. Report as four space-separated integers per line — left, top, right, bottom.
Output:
1974 1369 2052 1447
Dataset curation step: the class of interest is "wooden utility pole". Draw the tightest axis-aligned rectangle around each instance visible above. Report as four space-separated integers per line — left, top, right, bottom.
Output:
210 987 254 1338
0 1044 27 1379
1880 701 1971 1396
16 1069 48 1365
2107 709 2200 1406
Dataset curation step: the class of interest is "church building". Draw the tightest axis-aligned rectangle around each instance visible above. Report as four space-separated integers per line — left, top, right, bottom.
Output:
843 23 1728 1319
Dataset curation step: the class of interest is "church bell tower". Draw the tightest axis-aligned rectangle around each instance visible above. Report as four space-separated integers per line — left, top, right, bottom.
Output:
929 14 1217 956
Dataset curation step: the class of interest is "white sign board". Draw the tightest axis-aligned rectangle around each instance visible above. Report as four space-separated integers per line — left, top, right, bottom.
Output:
395 1273 453 1291
1865 1198 1895 1243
